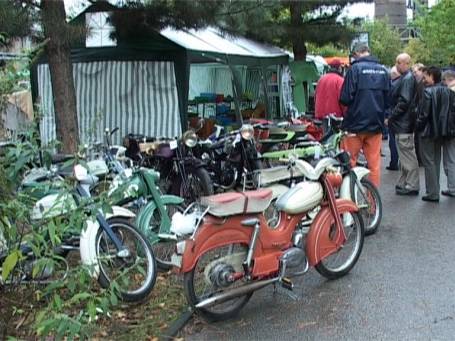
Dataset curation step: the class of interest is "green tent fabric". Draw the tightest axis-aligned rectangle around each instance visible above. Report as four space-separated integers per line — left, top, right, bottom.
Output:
30 4 289 144
289 61 319 113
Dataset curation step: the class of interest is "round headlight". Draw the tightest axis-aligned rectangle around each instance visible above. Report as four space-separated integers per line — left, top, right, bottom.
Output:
183 130 198 148
240 124 254 140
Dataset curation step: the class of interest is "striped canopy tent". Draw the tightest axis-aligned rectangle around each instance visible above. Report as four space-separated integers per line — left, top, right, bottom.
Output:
30 3 289 145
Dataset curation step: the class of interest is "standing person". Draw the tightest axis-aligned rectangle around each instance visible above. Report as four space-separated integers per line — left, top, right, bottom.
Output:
413 63 426 165
442 69 455 92
340 44 390 187
386 66 401 170
416 66 455 202
388 53 420 195
314 59 346 133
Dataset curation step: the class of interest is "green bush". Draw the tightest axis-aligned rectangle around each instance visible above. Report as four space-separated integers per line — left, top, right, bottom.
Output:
0 130 119 340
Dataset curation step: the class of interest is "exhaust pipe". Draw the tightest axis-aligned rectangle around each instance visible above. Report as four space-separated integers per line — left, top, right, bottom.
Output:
195 277 279 309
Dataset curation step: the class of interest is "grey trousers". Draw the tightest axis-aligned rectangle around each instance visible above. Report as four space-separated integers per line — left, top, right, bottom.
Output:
396 133 420 191
420 138 455 197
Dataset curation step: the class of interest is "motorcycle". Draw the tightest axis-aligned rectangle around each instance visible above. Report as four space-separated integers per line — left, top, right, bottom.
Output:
1 163 157 302
260 115 381 235
194 123 262 192
123 129 213 204
172 156 365 321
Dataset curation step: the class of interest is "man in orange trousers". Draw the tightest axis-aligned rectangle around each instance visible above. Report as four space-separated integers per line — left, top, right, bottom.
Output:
339 44 390 187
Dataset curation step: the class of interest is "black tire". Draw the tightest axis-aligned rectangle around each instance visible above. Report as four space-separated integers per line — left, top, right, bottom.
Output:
315 211 364 280
174 167 213 204
183 243 253 321
96 218 157 302
148 203 184 271
355 178 382 236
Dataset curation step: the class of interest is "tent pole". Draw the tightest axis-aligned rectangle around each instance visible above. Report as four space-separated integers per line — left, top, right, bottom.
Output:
260 64 271 120
226 55 243 125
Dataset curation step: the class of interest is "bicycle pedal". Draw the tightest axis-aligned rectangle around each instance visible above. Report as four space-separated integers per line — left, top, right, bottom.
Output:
280 277 293 291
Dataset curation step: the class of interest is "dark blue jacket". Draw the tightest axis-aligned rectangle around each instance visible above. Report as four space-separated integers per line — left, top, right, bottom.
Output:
340 56 390 133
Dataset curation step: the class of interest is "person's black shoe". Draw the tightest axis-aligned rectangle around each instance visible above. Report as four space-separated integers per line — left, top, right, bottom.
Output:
441 190 455 197
422 195 439 202
396 188 419 196
395 184 405 190
386 165 399 171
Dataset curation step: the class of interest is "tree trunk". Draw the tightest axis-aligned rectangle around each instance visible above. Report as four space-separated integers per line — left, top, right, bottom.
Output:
41 0 79 153
289 1 307 61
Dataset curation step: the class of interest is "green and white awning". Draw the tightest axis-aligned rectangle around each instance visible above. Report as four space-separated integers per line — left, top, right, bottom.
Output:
37 60 181 145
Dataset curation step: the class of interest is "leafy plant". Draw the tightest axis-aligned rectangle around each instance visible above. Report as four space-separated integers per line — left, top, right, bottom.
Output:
407 0 455 66
0 127 120 340
361 18 403 66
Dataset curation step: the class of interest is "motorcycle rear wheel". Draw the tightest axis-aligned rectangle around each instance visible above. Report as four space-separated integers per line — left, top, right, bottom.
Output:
183 243 252 321
96 218 157 302
315 211 364 280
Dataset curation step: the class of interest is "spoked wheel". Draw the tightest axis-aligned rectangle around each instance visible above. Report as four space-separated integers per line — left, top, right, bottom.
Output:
96 218 156 302
315 211 364 280
175 168 213 206
354 179 382 236
148 203 184 271
183 243 252 321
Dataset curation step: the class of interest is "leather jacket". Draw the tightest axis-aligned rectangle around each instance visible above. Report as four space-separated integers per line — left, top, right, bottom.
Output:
389 70 417 134
416 83 455 139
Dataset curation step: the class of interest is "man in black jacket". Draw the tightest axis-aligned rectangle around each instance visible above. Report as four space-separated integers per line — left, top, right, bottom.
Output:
388 53 420 195
340 44 390 188
416 66 455 202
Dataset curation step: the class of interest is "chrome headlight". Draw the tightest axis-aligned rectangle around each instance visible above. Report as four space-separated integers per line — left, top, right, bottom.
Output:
240 124 254 140
183 130 198 148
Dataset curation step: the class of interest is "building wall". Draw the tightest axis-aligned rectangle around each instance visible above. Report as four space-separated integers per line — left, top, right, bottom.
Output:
375 0 407 26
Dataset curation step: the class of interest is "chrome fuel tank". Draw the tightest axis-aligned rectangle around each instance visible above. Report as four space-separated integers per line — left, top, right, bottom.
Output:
275 181 323 214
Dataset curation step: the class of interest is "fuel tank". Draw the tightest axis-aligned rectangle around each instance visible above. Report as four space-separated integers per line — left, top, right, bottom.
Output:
275 181 323 214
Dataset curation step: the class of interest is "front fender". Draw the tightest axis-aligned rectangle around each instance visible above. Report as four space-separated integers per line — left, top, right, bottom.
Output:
305 199 359 266
80 219 100 278
136 195 184 239
340 167 370 200
107 206 136 219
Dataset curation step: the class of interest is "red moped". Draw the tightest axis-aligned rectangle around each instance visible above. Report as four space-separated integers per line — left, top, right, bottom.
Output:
173 156 365 321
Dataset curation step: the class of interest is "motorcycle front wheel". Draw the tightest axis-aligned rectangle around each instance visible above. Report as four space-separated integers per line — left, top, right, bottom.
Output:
183 243 252 321
148 203 184 271
315 211 364 280
96 218 157 302
174 167 213 205
353 178 382 236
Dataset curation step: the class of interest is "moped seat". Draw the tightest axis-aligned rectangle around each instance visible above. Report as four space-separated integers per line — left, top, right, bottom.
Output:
201 189 273 217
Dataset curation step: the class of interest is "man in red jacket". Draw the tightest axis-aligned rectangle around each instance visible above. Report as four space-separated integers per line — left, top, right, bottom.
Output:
314 59 346 123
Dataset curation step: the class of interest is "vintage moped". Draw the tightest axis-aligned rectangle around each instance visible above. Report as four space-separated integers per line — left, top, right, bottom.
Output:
172 156 365 321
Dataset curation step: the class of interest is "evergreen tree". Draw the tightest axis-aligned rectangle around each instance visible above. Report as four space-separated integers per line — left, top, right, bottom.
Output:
112 0 371 60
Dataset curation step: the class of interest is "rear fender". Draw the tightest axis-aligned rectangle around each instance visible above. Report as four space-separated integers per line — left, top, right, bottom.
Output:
305 199 359 266
180 225 252 274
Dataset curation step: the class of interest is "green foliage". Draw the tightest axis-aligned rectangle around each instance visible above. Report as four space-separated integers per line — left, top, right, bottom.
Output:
307 42 349 57
408 0 455 66
362 19 403 66
0 1 34 46
112 0 368 57
0 127 118 340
